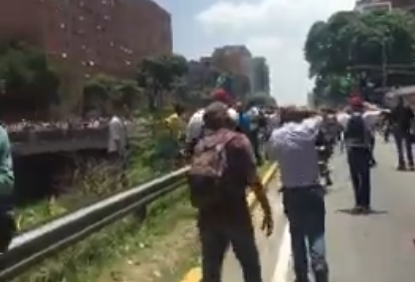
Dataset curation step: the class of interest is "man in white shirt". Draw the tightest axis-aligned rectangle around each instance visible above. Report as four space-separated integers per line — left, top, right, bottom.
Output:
108 115 126 156
107 106 127 187
185 88 238 155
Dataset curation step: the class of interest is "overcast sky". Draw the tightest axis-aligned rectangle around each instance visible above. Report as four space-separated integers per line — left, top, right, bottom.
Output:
155 0 356 105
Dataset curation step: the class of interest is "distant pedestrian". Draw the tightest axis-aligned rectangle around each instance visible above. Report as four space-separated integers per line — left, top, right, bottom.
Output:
107 103 127 187
188 102 273 282
389 97 414 170
267 106 329 282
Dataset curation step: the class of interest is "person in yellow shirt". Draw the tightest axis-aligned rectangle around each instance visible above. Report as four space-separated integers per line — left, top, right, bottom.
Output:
164 103 186 141
156 103 186 168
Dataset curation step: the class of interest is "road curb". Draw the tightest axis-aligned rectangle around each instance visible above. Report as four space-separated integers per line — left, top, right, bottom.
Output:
180 163 278 282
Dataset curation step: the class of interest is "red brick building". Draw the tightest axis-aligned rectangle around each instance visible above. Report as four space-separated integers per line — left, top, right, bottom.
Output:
0 0 172 77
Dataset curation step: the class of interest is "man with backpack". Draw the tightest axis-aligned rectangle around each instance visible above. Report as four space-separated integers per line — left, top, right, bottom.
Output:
337 96 383 214
188 101 273 282
185 88 238 157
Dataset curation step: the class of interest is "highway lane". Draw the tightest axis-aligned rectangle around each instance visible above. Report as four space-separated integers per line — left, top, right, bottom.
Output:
220 140 415 282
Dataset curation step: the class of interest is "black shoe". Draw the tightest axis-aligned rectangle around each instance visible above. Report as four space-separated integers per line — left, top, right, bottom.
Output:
409 164 414 171
314 270 328 282
325 176 333 186
351 206 364 214
360 206 372 214
397 164 406 171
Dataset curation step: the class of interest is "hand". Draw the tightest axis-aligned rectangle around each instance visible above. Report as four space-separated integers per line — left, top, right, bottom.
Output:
261 211 274 237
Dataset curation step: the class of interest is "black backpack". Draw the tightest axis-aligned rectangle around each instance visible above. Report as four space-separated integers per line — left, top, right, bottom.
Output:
343 113 371 148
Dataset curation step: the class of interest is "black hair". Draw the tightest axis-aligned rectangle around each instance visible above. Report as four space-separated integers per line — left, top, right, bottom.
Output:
173 103 185 115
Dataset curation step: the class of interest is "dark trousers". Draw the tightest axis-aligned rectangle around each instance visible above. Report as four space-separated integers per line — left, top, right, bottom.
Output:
369 134 376 163
393 131 414 167
0 212 15 253
347 148 371 208
282 186 328 282
198 219 262 282
248 131 262 165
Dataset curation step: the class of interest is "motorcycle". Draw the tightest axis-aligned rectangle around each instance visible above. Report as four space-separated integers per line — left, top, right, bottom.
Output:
316 145 333 187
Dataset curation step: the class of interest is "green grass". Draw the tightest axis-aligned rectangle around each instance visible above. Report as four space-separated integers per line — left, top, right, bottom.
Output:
12 156 273 281
13 184 195 282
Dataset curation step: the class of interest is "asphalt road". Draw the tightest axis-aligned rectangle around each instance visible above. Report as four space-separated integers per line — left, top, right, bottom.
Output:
221 140 415 282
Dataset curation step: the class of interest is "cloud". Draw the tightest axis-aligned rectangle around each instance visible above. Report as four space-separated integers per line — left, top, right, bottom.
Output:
195 0 355 105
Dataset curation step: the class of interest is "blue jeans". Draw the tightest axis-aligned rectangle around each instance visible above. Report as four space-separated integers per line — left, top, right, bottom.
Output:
347 148 371 208
282 186 328 282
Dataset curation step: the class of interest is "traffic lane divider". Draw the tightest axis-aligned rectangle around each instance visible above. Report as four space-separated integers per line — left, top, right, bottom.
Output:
180 163 279 282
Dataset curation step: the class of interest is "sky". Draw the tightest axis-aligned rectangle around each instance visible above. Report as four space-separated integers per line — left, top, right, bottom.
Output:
155 0 356 105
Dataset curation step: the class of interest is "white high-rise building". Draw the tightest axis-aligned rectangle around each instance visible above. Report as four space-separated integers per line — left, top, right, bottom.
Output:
355 0 392 12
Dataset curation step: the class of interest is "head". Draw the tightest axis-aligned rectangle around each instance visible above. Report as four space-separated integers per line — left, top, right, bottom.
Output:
348 96 364 112
211 88 233 106
236 101 245 113
279 106 315 124
203 102 232 131
173 103 185 116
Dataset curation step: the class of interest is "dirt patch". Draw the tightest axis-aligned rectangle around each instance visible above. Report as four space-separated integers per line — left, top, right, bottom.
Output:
97 208 199 282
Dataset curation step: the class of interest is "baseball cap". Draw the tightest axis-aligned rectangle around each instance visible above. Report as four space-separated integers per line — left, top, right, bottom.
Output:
212 88 233 105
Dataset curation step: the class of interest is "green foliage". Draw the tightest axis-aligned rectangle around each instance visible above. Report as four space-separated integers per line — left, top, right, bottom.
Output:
0 40 60 107
83 74 141 115
136 54 189 110
304 10 415 103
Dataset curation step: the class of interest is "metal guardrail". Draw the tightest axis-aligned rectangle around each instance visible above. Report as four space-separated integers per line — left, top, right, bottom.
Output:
0 166 190 281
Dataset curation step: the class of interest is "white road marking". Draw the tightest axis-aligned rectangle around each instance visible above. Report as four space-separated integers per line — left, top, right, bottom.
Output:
271 223 291 282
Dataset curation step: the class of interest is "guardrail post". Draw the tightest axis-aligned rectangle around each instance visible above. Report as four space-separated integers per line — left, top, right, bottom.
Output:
133 205 147 223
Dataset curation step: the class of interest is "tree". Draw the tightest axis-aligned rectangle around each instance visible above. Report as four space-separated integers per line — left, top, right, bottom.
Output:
0 40 60 118
83 74 141 115
136 54 188 110
304 10 415 103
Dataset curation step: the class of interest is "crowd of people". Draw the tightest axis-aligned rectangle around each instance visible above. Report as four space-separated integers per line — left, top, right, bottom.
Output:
0 85 413 282
181 88 414 282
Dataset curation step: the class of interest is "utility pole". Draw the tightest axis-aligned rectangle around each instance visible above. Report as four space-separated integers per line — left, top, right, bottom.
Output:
381 40 387 89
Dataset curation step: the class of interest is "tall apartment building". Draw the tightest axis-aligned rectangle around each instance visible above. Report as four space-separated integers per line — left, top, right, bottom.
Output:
355 0 392 12
211 45 253 97
251 57 270 96
187 57 218 91
0 0 172 77
354 0 415 12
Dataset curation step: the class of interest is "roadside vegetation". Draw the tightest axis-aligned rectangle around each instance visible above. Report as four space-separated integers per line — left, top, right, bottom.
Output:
12 162 272 282
305 9 415 106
